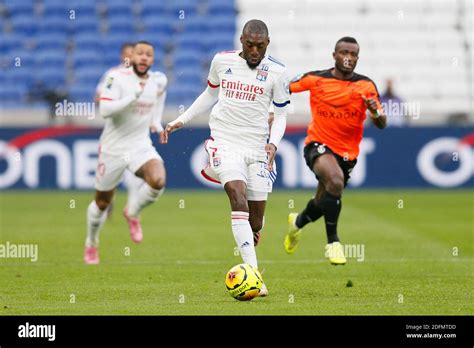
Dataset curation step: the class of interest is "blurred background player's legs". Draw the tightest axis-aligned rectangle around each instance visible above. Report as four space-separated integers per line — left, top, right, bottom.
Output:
123 158 166 243
104 170 148 220
85 190 115 264
123 170 146 214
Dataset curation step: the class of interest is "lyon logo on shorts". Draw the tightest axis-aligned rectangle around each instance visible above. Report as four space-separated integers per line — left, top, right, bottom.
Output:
317 144 326 154
213 157 221 167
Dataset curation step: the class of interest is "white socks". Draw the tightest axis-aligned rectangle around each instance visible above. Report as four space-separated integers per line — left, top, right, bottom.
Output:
128 183 163 217
86 201 108 247
231 211 258 269
126 173 145 209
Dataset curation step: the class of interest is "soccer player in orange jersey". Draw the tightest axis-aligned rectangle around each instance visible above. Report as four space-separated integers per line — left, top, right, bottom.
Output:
284 37 387 265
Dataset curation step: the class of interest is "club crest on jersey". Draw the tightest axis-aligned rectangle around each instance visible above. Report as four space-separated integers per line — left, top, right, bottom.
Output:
106 77 114 89
256 64 269 82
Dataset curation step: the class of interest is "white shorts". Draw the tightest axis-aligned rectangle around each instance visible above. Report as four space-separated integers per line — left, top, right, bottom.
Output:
200 138 277 201
95 145 162 191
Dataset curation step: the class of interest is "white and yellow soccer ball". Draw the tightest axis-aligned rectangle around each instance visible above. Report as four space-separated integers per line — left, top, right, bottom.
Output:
225 263 263 301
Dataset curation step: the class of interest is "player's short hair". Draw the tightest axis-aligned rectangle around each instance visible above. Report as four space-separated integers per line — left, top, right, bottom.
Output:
120 42 134 52
242 19 269 37
134 40 154 48
335 37 359 51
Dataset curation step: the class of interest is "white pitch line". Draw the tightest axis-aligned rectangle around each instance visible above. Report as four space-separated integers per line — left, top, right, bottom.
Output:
0 257 472 267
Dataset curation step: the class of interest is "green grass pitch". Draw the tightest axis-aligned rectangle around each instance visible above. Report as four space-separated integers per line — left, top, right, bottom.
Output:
0 189 472 315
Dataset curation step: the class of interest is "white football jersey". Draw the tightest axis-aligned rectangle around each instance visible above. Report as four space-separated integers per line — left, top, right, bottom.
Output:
207 50 290 151
99 67 167 154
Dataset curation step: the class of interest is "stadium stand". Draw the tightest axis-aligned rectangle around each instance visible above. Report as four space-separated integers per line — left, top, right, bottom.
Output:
0 0 472 126
0 0 236 112
236 0 473 124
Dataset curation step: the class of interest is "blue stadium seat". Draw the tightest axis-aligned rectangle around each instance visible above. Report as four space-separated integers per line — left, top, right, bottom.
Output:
168 0 199 17
174 32 207 52
166 83 202 105
11 15 38 35
0 85 27 104
70 16 100 35
104 0 133 17
35 33 69 51
69 1 97 18
35 50 67 68
108 13 134 23
177 16 209 34
69 83 96 102
43 0 73 17
3 0 35 16
108 15 136 35
102 33 137 54
38 17 71 35
173 49 204 67
142 15 176 35
3 66 34 86
4 49 36 69
72 50 104 68
207 0 236 16
204 32 235 54
103 54 120 68
207 16 236 34
35 68 66 88
74 66 104 86
74 34 104 52
174 67 204 86
141 0 167 15
0 33 27 53
136 32 171 51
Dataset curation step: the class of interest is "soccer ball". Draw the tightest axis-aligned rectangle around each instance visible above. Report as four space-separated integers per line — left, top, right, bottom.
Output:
225 263 263 301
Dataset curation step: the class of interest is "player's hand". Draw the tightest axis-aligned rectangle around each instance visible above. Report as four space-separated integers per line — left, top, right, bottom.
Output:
135 82 145 99
159 131 166 144
149 126 166 144
362 95 378 116
265 143 277 172
162 120 184 144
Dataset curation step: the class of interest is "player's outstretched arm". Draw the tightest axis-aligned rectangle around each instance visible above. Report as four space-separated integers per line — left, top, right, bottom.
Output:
162 86 219 143
362 95 387 129
266 102 289 171
100 81 144 118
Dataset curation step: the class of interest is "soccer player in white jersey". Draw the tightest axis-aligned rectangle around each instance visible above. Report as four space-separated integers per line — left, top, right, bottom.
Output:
95 42 148 220
164 20 290 296
84 41 168 264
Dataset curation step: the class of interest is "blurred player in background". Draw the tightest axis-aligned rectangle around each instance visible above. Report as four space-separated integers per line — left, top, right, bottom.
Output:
284 37 387 265
95 42 152 220
379 79 407 127
95 42 134 103
163 20 290 296
84 41 168 264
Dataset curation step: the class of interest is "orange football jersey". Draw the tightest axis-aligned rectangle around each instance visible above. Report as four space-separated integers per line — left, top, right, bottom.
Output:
290 69 382 160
